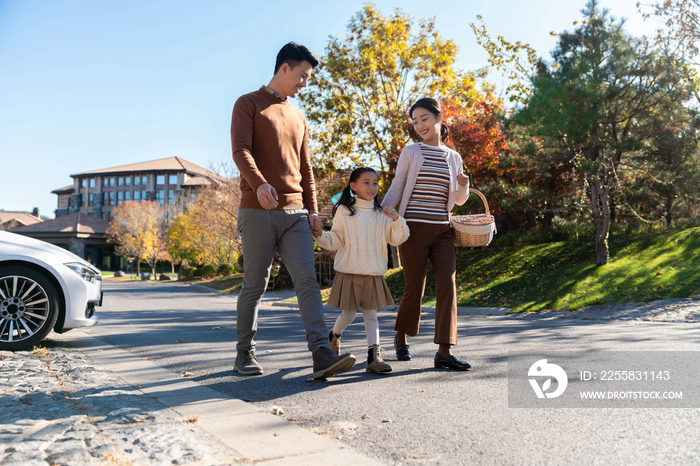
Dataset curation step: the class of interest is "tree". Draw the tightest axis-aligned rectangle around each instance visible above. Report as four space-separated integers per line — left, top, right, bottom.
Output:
514 0 697 264
300 2 482 177
167 175 241 267
106 201 171 276
470 15 539 104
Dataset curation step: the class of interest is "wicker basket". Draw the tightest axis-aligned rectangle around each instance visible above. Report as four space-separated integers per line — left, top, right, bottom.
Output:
451 189 496 247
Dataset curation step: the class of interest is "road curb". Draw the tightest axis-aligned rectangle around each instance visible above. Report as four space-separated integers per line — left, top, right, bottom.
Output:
272 300 510 316
56 330 386 465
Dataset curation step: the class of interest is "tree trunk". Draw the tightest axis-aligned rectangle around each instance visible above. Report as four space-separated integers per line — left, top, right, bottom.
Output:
137 259 141 277
390 245 401 269
665 195 674 226
588 176 611 266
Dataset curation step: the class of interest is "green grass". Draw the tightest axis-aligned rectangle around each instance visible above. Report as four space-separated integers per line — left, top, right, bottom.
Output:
191 273 244 293
385 226 700 313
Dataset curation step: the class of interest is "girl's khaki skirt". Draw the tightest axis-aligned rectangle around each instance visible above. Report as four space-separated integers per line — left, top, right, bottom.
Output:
327 272 394 311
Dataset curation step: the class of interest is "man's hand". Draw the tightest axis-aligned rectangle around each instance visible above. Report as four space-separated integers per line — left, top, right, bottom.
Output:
383 206 399 221
256 183 279 210
456 173 469 187
309 213 322 237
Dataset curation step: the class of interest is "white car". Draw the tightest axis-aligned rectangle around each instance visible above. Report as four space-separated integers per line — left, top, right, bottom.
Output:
0 231 101 350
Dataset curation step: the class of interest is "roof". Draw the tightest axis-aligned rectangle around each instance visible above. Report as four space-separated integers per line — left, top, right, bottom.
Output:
0 212 42 228
70 156 222 179
11 212 109 235
51 185 75 195
182 176 213 187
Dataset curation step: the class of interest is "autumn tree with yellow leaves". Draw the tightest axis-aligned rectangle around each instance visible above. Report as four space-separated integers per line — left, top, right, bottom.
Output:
167 177 241 268
106 201 172 276
300 3 483 178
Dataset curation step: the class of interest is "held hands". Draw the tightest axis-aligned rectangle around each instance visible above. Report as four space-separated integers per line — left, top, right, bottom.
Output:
256 183 278 210
456 173 469 187
309 213 322 238
383 206 399 221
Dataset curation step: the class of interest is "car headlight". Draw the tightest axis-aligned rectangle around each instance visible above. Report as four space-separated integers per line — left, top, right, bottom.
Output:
65 263 100 284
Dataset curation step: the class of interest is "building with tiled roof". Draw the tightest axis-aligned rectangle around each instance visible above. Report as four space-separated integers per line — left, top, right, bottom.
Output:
53 156 226 221
0 210 42 231
12 213 110 268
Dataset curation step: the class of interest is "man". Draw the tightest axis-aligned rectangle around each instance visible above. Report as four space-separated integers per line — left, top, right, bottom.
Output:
230 42 356 380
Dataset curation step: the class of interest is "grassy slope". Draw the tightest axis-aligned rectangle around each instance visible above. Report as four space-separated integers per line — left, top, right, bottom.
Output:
385 226 700 313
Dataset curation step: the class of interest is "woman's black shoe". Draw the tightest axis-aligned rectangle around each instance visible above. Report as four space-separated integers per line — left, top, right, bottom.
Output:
394 335 411 361
434 352 471 371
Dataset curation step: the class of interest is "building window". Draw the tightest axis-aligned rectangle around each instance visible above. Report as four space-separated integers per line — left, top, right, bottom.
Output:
125 177 131 186
110 177 115 187
109 192 115 206
103 178 109 187
157 190 165 204
133 191 140 202
118 177 124 186
124 191 131 201
89 179 95 188
117 191 124 205
79 179 85 188
168 174 178 185
141 176 147 186
156 175 165 185
88 193 94 206
168 190 175 203
134 176 140 186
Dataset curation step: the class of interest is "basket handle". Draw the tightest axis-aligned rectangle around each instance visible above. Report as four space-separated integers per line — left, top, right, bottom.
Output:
469 188 491 215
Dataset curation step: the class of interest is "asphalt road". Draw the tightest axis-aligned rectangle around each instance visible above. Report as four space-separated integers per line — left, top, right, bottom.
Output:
84 280 700 465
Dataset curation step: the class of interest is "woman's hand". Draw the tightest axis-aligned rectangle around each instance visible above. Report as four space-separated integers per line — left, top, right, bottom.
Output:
383 206 399 221
456 173 469 187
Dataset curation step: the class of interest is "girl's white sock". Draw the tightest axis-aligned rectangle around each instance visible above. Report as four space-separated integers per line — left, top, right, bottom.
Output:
333 309 356 335
362 309 379 347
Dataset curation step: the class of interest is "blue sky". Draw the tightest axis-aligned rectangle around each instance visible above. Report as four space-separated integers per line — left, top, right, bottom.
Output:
0 0 653 218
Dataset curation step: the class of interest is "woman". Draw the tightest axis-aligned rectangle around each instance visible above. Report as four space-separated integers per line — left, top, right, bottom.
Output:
382 97 471 370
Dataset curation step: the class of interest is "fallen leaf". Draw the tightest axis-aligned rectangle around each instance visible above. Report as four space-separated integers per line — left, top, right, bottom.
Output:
271 406 284 415
265 350 277 353
176 338 185 343
274 433 281 436
182 372 193 377
361 414 371 420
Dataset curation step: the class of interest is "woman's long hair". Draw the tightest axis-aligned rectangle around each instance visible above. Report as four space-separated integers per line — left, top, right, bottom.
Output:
333 167 382 217
410 97 449 142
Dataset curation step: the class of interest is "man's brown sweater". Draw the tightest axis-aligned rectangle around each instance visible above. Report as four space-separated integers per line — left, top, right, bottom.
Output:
231 88 317 212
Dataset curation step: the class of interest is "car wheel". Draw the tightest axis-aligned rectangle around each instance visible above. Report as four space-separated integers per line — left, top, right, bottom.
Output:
0 266 59 351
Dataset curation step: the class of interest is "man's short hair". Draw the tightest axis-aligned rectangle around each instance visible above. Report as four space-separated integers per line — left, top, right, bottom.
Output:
274 42 319 74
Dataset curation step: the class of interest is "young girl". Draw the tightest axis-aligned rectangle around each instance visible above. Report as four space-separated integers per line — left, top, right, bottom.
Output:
313 167 410 373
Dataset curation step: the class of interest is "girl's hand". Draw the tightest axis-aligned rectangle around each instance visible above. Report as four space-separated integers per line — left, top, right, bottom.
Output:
383 206 399 221
456 173 469 187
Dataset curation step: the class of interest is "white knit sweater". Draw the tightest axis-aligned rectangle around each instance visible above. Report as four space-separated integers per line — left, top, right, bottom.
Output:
315 198 410 276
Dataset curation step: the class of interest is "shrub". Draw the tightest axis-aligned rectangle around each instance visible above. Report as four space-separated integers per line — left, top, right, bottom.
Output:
180 266 196 280
218 263 235 276
201 264 217 278
193 268 203 278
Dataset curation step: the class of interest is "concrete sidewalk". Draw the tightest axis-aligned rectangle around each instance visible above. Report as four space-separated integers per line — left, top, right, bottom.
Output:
2 330 385 466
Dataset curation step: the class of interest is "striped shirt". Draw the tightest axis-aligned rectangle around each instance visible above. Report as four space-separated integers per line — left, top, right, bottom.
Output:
404 144 450 224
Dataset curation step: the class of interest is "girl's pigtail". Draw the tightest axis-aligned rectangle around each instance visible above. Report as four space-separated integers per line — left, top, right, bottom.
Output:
332 185 357 217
